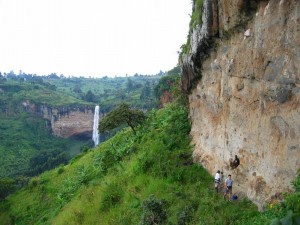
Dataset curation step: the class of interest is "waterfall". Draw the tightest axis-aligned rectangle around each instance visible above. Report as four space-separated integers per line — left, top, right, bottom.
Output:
92 105 100 147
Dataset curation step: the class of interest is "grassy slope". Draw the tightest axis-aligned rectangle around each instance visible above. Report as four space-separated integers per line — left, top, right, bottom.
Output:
1 102 299 224
0 103 263 225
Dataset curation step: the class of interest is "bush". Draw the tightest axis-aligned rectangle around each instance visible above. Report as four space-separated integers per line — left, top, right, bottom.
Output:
177 205 196 225
28 177 41 189
76 165 95 185
140 195 168 225
57 178 78 205
0 178 16 200
57 166 65 175
100 182 124 211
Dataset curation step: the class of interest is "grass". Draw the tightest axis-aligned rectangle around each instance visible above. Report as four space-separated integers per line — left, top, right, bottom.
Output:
0 102 274 225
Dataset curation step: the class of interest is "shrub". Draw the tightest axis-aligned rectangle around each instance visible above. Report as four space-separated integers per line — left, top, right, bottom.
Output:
177 205 196 225
0 178 16 200
28 177 41 189
57 166 65 175
100 182 124 211
140 195 168 225
57 178 78 205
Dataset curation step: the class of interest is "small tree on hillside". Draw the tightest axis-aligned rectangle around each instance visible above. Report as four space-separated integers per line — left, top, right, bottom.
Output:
85 90 96 102
99 103 146 134
0 177 16 200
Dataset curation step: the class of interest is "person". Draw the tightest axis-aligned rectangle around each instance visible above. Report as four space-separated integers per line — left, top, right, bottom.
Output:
220 171 224 188
224 174 233 200
233 155 240 167
230 155 240 169
214 170 221 193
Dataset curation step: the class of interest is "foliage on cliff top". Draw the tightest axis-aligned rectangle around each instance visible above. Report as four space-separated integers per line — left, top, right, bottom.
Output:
0 79 89 108
189 0 204 31
44 73 163 112
179 0 203 57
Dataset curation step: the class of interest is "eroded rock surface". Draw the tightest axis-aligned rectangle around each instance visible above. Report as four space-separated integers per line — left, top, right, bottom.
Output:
41 105 94 139
182 0 300 209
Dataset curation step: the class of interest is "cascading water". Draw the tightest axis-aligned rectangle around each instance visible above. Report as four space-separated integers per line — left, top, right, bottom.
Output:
92 105 100 147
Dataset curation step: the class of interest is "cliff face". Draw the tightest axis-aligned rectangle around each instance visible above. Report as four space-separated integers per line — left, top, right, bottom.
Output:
181 0 300 209
22 100 95 139
42 106 95 139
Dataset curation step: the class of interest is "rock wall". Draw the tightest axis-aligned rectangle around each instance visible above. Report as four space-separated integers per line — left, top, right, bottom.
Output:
181 0 300 209
41 105 95 139
22 100 95 139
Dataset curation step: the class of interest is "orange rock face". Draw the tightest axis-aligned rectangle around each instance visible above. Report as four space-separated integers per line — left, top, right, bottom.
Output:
183 0 300 209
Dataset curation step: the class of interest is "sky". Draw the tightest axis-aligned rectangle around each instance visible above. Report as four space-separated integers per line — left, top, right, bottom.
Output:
0 0 192 77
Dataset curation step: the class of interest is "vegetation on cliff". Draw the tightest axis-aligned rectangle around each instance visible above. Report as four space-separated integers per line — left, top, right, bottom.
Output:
179 0 203 57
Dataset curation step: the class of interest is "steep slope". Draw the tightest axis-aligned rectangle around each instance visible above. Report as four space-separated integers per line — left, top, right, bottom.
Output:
0 103 264 225
180 0 300 209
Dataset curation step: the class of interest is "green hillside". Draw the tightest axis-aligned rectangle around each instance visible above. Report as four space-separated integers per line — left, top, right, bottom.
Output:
0 78 92 179
0 70 165 179
43 73 163 112
1 99 298 224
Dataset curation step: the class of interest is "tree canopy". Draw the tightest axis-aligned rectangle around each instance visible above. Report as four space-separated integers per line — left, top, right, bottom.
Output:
99 103 146 134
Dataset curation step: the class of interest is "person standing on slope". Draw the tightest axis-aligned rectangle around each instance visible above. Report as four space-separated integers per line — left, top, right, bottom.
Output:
224 174 233 200
214 170 221 193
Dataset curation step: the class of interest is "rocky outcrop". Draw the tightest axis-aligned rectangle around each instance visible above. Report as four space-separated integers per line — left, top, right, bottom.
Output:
22 100 95 139
181 0 219 93
41 105 95 139
181 0 300 209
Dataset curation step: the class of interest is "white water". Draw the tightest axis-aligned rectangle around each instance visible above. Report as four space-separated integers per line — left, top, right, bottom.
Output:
92 105 100 147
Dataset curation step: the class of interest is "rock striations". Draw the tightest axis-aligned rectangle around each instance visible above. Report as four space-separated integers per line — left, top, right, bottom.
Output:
41 105 94 139
180 0 300 209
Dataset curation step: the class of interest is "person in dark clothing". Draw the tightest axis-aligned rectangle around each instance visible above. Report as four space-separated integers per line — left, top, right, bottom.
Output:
230 155 240 169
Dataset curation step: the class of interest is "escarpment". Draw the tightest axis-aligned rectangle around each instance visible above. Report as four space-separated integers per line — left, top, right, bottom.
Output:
181 0 300 209
22 100 95 139
41 105 95 139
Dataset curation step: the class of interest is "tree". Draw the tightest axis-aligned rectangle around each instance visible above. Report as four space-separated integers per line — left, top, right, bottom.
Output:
154 74 179 99
140 81 151 100
85 90 96 102
0 177 16 200
126 78 134 91
99 103 146 134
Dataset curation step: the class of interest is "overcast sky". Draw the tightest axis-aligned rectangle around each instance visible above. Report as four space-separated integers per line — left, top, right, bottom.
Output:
0 0 191 77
